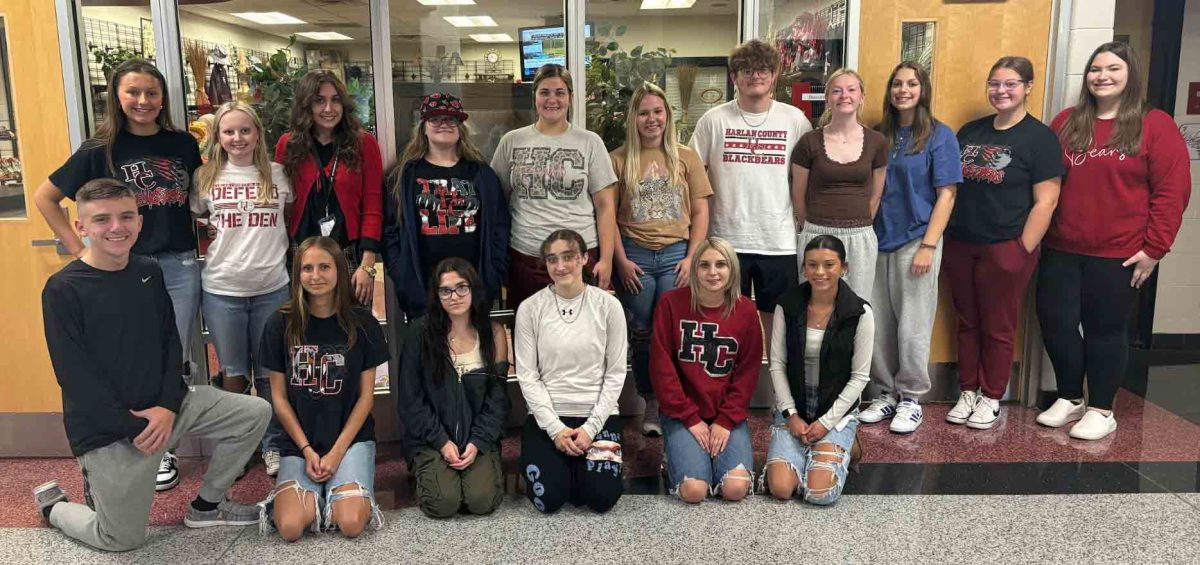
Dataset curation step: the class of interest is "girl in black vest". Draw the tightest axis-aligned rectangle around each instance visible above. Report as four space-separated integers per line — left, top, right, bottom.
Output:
764 235 874 505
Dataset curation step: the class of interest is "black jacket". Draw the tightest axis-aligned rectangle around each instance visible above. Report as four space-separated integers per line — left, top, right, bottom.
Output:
776 279 868 422
382 159 510 318
396 318 510 460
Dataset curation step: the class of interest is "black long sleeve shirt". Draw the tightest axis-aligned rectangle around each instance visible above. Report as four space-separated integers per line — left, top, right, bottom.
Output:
41 256 187 456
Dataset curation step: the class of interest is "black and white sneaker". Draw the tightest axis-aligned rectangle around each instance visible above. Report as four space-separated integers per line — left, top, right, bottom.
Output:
889 399 923 434
966 396 1001 430
156 452 180 491
33 480 68 523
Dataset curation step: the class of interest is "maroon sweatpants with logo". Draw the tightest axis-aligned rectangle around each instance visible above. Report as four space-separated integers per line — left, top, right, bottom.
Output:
943 237 1040 400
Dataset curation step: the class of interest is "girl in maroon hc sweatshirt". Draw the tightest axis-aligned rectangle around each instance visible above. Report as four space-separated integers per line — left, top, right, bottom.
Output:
649 237 763 503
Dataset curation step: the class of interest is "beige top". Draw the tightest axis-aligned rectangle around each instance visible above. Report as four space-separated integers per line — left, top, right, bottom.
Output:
451 340 484 377
610 145 713 250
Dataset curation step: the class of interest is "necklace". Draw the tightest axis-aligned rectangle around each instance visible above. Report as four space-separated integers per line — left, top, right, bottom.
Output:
807 304 833 329
551 284 586 324
737 101 770 129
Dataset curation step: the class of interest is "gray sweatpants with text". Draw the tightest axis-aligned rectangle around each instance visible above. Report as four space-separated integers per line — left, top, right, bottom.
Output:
49 385 271 552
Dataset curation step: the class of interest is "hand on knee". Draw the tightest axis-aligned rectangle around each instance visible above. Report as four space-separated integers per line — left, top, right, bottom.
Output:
765 461 799 501
677 479 709 504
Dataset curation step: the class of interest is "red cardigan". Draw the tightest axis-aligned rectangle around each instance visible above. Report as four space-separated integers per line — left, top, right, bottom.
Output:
649 288 763 430
275 132 385 251
1046 109 1192 259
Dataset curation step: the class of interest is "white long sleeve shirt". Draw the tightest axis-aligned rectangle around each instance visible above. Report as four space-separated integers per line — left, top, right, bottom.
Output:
515 286 628 440
769 304 874 431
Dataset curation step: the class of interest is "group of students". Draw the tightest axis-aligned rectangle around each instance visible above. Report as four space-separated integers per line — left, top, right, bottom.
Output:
30 34 1190 552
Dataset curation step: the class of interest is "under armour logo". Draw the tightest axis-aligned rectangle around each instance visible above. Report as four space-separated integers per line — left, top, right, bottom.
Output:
677 320 739 377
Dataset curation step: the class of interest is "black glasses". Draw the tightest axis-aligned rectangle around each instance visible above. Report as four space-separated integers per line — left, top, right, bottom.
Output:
437 283 471 299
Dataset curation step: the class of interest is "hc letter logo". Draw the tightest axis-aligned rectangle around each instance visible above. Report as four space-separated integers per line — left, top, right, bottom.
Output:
677 320 739 377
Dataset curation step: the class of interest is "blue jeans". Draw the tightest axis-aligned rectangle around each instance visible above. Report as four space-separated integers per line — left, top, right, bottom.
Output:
142 250 201 383
661 416 754 498
202 286 290 452
266 441 381 533
617 238 688 396
766 412 858 505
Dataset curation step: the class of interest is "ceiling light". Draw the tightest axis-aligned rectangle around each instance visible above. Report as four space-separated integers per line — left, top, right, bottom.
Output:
231 12 307 25
296 32 354 41
640 0 697 9
443 16 498 27
417 0 476 5
470 33 514 42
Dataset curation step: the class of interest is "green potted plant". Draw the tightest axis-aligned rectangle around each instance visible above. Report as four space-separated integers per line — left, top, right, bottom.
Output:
89 43 144 81
585 24 673 151
248 37 303 155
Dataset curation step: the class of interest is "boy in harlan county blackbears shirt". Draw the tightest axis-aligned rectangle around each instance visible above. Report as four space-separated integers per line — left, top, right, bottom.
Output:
34 178 271 552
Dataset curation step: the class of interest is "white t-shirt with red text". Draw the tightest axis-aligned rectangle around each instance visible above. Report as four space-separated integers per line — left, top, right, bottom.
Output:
191 162 294 296
690 100 812 255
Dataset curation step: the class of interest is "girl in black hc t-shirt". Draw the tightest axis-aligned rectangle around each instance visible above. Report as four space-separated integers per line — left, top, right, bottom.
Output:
942 57 1063 432
259 236 389 541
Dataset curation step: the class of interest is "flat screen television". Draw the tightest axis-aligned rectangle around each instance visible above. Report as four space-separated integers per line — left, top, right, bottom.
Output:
518 23 593 82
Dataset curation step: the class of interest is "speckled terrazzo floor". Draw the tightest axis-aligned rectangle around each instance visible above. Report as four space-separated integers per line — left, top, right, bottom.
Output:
1 494 1197 564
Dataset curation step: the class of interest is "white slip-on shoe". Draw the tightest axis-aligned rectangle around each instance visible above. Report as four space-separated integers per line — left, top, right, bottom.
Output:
1068 410 1117 440
1036 398 1087 428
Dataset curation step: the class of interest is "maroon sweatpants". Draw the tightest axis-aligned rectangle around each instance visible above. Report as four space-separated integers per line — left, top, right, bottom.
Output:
943 237 1039 400
506 247 600 312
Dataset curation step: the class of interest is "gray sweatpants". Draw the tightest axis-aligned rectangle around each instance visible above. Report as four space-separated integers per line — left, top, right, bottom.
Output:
870 237 942 398
49 385 271 552
797 223 878 301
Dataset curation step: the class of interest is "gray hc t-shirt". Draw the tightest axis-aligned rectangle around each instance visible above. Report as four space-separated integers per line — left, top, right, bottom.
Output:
490 124 618 256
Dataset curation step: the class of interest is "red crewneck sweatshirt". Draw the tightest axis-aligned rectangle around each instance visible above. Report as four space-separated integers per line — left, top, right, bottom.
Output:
1046 108 1191 259
649 287 763 430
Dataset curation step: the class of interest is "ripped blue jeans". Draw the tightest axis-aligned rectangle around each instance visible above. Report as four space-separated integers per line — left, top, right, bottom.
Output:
765 412 858 505
661 416 754 499
259 440 383 534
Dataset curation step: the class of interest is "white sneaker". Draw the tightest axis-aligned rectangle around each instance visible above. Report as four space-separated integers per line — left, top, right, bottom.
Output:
263 450 280 477
641 397 662 437
966 396 1000 430
156 452 179 492
1068 410 1117 440
1036 398 1087 428
889 399 923 434
946 391 978 425
859 394 898 424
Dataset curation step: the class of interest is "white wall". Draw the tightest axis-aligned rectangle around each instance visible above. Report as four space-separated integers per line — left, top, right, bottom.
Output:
1155 0 1200 334
1061 0 1115 108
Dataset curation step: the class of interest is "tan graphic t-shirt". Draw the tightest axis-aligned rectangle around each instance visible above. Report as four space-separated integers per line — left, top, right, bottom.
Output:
610 145 713 250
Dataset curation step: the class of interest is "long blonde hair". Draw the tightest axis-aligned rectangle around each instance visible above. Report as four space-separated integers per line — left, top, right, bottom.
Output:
621 83 684 191
818 68 866 128
689 237 742 319
195 102 275 205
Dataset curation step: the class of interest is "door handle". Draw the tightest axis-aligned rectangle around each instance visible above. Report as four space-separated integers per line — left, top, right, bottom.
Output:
31 238 72 256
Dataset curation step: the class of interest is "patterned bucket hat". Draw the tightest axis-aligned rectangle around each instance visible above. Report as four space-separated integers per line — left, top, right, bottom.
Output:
420 92 468 122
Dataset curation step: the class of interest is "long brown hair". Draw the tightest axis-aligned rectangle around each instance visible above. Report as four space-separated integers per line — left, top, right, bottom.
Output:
1058 42 1148 156
195 102 275 204
875 61 937 155
87 59 178 175
281 70 364 183
390 118 485 226
282 236 363 351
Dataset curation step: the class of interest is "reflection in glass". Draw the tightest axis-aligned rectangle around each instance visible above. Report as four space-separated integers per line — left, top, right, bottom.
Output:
901 21 937 81
759 0 848 120
79 1 154 135
0 17 23 218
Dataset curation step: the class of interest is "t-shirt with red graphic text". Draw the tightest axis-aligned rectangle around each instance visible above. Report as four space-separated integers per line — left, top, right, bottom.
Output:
412 158 480 276
50 128 202 255
947 113 1064 243
190 162 293 297
260 307 389 458
690 100 812 255
490 124 618 256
